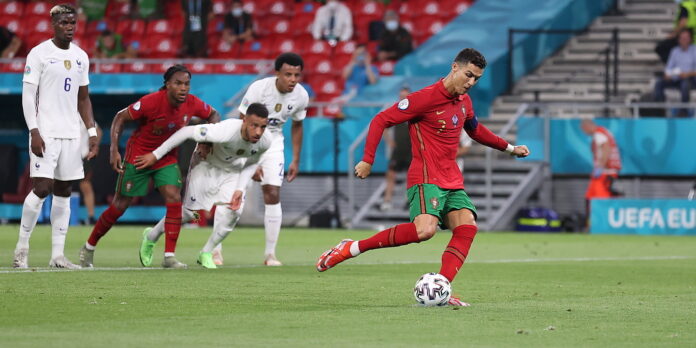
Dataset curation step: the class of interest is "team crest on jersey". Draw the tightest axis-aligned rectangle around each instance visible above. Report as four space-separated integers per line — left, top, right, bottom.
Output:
398 98 409 110
64 60 71 70
430 197 439 209
24 66 31 75
452 115 459 127
274 103 282 112
236 149 245 155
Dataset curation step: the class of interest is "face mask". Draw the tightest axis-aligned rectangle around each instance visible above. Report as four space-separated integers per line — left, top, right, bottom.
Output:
232 8 243 16
385 20 398 31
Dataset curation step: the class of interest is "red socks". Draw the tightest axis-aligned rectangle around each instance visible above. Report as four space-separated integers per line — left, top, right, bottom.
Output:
358 222 420 253
164 202 183 253
87 204 124 246
439 224 477 282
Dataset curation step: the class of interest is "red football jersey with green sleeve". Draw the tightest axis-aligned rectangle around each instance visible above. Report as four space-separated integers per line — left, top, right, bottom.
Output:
125 90 211 170
362 80 509 190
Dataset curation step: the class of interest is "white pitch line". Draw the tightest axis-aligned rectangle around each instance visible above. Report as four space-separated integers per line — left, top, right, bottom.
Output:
0 255 692 274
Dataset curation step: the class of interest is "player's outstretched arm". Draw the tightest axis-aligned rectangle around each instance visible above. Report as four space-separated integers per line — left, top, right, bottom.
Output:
110 108 133 174
355 161 373 179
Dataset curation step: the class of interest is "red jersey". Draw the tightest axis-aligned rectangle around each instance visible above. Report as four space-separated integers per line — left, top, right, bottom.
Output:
592 126 621 173
362 80 509 190
126 90 211 169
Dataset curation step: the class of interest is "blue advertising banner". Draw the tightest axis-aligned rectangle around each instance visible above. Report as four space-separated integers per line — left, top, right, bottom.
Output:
591 199 696 235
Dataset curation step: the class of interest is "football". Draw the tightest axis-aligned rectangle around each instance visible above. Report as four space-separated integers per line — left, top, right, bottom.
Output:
413 272 451 306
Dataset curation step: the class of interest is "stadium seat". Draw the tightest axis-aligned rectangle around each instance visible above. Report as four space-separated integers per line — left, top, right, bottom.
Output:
0 60 26 73
208 37 238 58
376 59 395 76
105 0 132 20
413 16 446 39
122 61 151 73
26 16 52 35
116 19 146 42
0 1 24 19
214 61 253 74
396 1 415 20
352 15 374 43
291 14 315 37
266 0 291 16
271 37 301 56
334 40 357 57
152 60 178 74
146 19 182 36
144 36 180 58
400 18 415 34
304 56 335 75
212 0 229 16
412 1 443 18
294 1 319 16
163 0 184 21
24 1 50 17
188 61 215 74
257 15 292 37
207 16 226 36
303 40 331 57
311 76 343 100
1 17 24 40
240 39 272 58
24 33 52 51
351 0 384 21
71 35 96 55
441 0 473 16
86 19 114 36
92 62 122 73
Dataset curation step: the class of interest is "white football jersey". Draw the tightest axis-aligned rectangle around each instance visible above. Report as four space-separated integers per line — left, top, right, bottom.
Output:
191 119 273 172
238 77 309 139
23 39 90 139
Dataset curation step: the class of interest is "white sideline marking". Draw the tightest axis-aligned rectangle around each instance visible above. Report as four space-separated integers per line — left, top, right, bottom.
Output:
0 255 692 274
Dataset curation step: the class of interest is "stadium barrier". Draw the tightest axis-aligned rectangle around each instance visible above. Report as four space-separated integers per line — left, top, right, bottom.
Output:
590 199 696 235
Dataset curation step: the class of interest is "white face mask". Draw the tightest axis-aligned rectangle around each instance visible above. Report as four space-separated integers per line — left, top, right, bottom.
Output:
232 8 243 17
385 20 398 31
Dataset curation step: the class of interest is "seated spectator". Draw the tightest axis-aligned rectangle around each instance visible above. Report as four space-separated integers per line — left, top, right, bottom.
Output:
376 10 412 61
222 0 254 43
95 30 136 58
312 0 353 44
653 29 696 117
341 44 379 96
0 26 22 59
655 0 696 64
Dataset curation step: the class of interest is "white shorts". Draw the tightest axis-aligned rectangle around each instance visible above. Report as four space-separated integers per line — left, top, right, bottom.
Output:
184 162 246 211
258 141 285 187
29 136 84 181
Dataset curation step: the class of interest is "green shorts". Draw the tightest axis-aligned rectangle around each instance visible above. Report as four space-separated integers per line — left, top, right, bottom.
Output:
406 183 477 228
116 163 182 197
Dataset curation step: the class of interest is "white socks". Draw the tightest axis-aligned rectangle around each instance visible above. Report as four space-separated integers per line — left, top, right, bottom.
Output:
16 191 46 250
148 207 196 242
202 207 240 252
264 203 282 256
50 195 71 259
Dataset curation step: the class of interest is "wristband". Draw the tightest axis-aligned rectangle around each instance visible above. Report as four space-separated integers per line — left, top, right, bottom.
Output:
505 144 515 153
87 127 97 137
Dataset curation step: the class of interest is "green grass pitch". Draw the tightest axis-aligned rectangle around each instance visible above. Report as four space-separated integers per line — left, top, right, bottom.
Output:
0 225 694 347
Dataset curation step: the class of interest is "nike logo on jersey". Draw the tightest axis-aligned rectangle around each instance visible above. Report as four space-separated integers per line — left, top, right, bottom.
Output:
190 196 196 201
288 105 293 110
49 59 57 64
436 110 445 115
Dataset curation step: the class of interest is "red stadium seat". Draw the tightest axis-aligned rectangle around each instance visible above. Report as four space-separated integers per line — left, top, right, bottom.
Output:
209 37 238 58
240 39 272 57
188 61 216 74
122 61 151 73
241 1 259 16
400 18 415 34
351 0 384 21
25 1 50 17
27 16 52 35
0 1 24 18
105 0 132 20
441 0 473 16
332 54 352 71
376 59 396 76
2 17 24 39
163 0 184 20
291 13 315 37
271 37 301 56
257 15 291 36
413 1 442 18
311 76 343 99
115 19 146 41
86 20 114 36
144 36 180 58
294 1 319 16
208 15 226 36
413 16 446 38
214 61 253 74
146 19 182 36
304 56 335 75
396 1 415 20
303 40 331 56
24 33 52 50
71 35 96 55
269 18 293 36
0 60 26 73
92 62 122 73
352 15 374 43
212 0 229 16
266 0 290 16
334 40 357 57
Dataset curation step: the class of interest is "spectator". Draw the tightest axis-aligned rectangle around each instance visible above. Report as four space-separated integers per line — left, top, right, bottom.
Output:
81 0 108 20
340 44 379 100
653 28 696 117
580 119 622 219
312 0 353 44
655 0 696 64
182 0 212 57
0 26 22 59
381 86 411 211
376 10 413 61
222 0 254 43
95 30 136 58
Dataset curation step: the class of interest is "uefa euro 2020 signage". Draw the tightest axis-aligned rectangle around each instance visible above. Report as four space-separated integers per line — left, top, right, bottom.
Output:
591 199 696 235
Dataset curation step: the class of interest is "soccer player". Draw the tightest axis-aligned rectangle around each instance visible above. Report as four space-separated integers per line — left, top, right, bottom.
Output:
13 4 97 269
79 65 220 269
316 48 531 306
236 52 309 266
135 103 273 269
580 119 622 214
